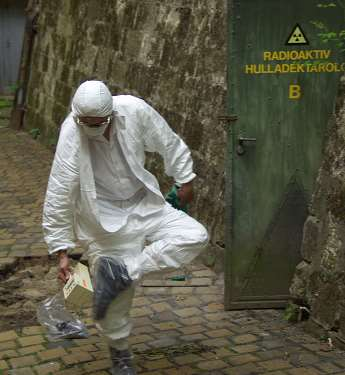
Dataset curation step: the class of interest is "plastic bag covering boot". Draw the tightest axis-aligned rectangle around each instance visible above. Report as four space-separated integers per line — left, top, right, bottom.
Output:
36 292 89 340
93 256 133 321
110 347 137 375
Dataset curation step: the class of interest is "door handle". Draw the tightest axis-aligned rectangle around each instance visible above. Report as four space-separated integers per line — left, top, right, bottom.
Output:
237 136 257 155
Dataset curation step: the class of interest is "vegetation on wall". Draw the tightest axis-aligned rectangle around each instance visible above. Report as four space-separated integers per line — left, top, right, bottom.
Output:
0 98 12 109
311 1 345 51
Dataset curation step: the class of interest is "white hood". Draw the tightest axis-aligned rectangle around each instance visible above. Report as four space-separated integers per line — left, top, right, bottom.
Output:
71 80 113 117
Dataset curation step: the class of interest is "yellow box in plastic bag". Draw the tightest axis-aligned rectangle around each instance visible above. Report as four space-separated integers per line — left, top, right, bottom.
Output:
63 262 94 308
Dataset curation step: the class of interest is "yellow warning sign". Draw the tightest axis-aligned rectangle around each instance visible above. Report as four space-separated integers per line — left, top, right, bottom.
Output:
286 24 309 45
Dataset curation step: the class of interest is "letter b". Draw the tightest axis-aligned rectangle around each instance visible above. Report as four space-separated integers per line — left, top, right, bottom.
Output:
289 84 301 99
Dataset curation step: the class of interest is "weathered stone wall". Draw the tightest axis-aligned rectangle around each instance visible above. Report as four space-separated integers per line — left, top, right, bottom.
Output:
24 0 227 267
290 75 345 336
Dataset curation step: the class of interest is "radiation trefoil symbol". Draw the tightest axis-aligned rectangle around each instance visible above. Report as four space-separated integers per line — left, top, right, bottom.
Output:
285 24 309 45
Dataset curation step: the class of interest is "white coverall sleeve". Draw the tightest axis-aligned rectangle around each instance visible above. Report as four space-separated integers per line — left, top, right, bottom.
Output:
140 100 196 185
42 120 80 255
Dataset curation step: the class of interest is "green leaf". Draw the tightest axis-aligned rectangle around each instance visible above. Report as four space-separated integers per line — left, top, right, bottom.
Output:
29 128 40 140
283 303 299 323
8 84 18 93
317 1 337 6
48 136 58 146
0 99 12 108
311 20 327 29
170 275 186 281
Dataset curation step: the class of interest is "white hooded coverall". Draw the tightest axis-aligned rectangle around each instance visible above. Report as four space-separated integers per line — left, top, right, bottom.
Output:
42 81 208 349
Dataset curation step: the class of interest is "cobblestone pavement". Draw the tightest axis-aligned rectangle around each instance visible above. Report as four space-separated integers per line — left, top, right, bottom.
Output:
1 128 345 374
0 128 83 258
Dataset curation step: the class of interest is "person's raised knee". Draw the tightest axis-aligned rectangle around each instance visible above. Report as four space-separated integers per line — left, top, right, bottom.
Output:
194 223 209 249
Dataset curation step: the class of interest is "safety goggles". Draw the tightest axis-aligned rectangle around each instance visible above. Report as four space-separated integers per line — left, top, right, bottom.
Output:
75 115 112 128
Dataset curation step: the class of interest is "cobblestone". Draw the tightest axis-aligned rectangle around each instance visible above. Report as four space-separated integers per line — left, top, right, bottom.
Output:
9 354 37 368
17 335 46 347
0 360 8 370
34 361 61 375
1 127 345 374
37 347 67 361
0 331 18 342
231 333 259 344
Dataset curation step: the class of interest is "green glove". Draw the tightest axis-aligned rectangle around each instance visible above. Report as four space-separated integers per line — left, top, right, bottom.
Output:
165 184 189 213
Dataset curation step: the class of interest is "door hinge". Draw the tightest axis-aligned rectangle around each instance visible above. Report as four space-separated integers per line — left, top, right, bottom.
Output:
218 115 238 130
218 115 238 123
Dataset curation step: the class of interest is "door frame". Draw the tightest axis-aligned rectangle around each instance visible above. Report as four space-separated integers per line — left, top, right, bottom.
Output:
224 0 235 311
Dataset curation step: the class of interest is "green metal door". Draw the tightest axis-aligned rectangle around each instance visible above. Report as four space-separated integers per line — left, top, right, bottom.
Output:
226 0 344 309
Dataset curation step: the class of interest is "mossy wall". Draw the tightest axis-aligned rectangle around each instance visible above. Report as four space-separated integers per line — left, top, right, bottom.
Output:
290 76 345 337
24 0 227 267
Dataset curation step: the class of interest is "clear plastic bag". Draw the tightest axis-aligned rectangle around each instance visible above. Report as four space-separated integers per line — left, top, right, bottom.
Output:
92 255 132 321
36 291 89 340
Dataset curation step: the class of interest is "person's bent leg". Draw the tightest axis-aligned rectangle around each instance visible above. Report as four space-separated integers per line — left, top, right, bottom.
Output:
126 203 209 281
95 284 136 348
95 283 137 375
89 254 137 374
88 254 136 346
92 256 133 321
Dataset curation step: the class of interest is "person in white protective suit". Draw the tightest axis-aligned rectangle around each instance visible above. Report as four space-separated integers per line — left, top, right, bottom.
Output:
42 80 209 375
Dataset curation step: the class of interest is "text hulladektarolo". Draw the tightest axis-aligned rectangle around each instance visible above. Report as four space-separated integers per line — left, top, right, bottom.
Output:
244 49 345 74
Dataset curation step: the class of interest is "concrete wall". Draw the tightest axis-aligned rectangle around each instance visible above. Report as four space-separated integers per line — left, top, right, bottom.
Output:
24 0 227 267
290 75 345 339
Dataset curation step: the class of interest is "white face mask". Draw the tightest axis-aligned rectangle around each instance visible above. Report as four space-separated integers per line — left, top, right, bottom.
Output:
81 123 108 138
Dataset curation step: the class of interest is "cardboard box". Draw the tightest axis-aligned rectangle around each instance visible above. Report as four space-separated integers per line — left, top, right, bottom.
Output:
63 262 94 308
